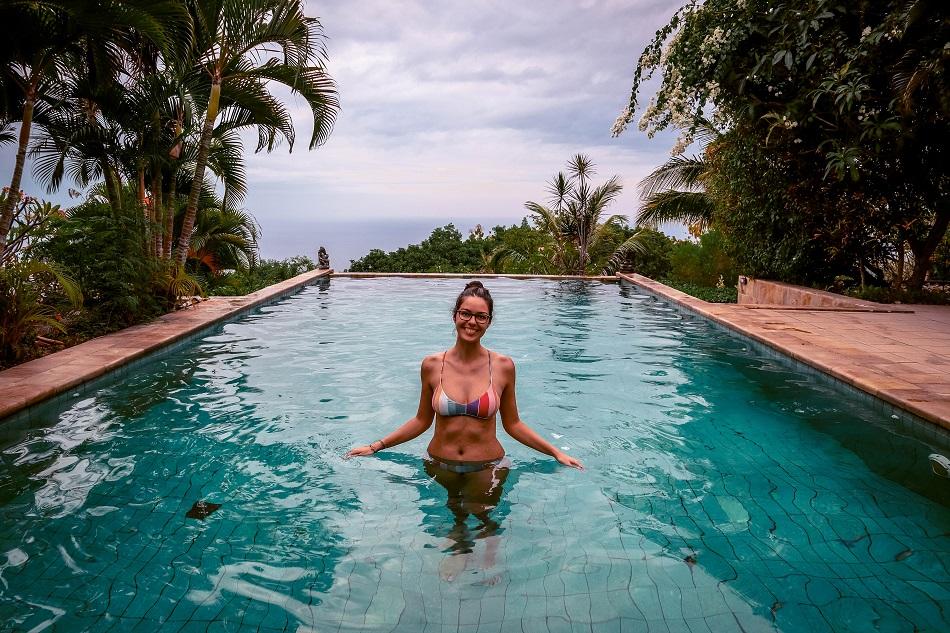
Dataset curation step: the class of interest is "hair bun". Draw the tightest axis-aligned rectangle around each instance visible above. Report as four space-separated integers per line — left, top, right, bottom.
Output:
464 280 484 289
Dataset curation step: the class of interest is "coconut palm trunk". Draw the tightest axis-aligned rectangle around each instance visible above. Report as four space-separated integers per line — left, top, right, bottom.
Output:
164 174 176 259
0 79 37 250
151 168 163 258
175 79 220 265
101 160 123 216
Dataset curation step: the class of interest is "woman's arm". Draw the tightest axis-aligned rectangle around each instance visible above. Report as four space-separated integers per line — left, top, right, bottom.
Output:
497 356 584 470
345 357 437 458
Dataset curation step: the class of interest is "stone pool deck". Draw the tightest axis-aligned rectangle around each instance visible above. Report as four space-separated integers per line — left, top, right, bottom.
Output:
619 273 950 430
0 268 333 420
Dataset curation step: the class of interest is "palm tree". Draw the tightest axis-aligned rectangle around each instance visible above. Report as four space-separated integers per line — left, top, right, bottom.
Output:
0 3 71 249
636 122 720 233
523 154 645 275
0 0 189 248
891 0 950 117
189 205 260 275
173 0 339 265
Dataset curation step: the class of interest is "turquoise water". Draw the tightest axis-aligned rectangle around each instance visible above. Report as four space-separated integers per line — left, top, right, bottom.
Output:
1 277 948 632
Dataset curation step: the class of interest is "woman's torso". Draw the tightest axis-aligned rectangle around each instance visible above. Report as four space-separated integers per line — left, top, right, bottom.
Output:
427 349 505 462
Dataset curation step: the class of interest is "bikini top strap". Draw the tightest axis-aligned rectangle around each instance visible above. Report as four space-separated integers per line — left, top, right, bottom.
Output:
488 350 493 386
439 351 447 388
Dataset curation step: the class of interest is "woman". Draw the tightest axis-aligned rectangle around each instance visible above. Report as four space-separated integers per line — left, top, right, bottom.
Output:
345 280 584 470
346 280 582 580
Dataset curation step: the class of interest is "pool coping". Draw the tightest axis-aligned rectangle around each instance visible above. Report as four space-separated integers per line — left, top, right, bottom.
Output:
617 272 950 433
0 268 334 421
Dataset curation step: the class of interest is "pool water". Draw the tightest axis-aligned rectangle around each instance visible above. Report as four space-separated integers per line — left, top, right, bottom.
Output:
1 277 948 632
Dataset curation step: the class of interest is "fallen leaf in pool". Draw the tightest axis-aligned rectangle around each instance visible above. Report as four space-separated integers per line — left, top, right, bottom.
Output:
895 548 913 561
185 500 221 520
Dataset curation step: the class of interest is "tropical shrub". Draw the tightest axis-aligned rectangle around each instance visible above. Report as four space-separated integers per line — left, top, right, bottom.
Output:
659 278 737 303
614 228 675 279
349 225 497 273
614 0 949 289
0 194 83 366
668 230 737 287
35 201 178 330
518 155 647 275
206 256 316 295
0 260 82 365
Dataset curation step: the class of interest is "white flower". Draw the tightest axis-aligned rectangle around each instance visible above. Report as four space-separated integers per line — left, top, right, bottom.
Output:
670 134 689 156
611 106 633 136
861 26 871 38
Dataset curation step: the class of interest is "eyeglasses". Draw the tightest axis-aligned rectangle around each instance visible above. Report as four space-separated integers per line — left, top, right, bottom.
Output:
456 309 491 325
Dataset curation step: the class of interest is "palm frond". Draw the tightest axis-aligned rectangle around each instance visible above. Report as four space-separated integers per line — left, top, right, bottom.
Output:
638 155 708 198
602 230 650 275
636 191 715 231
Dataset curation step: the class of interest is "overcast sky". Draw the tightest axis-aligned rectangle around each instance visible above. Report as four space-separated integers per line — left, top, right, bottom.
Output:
265 0 682 222
2 0 686 258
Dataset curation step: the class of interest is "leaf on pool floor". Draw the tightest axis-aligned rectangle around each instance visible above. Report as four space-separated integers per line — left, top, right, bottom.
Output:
185 500 221 520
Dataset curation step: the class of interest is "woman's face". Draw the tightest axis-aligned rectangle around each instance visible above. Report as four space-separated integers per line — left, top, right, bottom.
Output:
454 296 491 343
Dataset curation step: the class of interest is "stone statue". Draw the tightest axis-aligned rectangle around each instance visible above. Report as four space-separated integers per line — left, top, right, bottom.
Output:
317 246 330 269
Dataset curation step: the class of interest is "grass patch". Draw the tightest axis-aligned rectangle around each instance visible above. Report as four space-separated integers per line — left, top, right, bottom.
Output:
659 279 738 303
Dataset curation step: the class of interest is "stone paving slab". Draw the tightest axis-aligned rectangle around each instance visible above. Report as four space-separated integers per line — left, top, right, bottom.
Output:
619 273 950 430
0 268 332 420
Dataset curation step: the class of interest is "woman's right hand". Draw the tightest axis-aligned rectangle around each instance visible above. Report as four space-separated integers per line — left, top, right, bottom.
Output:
344 445 375 458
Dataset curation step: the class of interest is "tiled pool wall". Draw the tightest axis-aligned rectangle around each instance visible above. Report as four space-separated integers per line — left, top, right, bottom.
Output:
1 275 333 428
620 278 950 452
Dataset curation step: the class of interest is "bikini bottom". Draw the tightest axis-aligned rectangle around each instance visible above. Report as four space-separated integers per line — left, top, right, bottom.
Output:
425 452 509 474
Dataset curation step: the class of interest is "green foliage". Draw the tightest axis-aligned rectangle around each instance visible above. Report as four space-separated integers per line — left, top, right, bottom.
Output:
488 220 558 274
189 206 260 274
349 225 498 273
668 230 737 287
846 285 949 306
616 0 950 289
206 256 316 295
617 228 675 279
0 260 83 366
34 201 178 330
659 279 737 303
521 154 644 275
933 231 950 281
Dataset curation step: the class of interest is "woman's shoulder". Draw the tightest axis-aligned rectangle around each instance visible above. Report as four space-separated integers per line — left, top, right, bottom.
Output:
421 351 446 371
489 350 516 370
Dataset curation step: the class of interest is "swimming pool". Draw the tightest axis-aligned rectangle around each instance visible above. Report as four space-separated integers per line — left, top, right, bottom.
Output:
1 277 947 632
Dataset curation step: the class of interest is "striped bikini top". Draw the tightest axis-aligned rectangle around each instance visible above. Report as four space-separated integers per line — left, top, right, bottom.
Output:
432 351 500 419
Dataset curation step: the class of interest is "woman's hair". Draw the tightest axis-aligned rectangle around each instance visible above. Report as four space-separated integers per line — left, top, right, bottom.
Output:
452 280 493 320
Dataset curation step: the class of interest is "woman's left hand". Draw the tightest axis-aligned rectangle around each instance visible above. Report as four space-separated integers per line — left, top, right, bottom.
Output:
555 451 584 470
345 445 375 458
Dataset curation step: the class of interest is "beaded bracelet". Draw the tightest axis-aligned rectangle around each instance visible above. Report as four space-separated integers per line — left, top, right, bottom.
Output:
370 439 385 453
